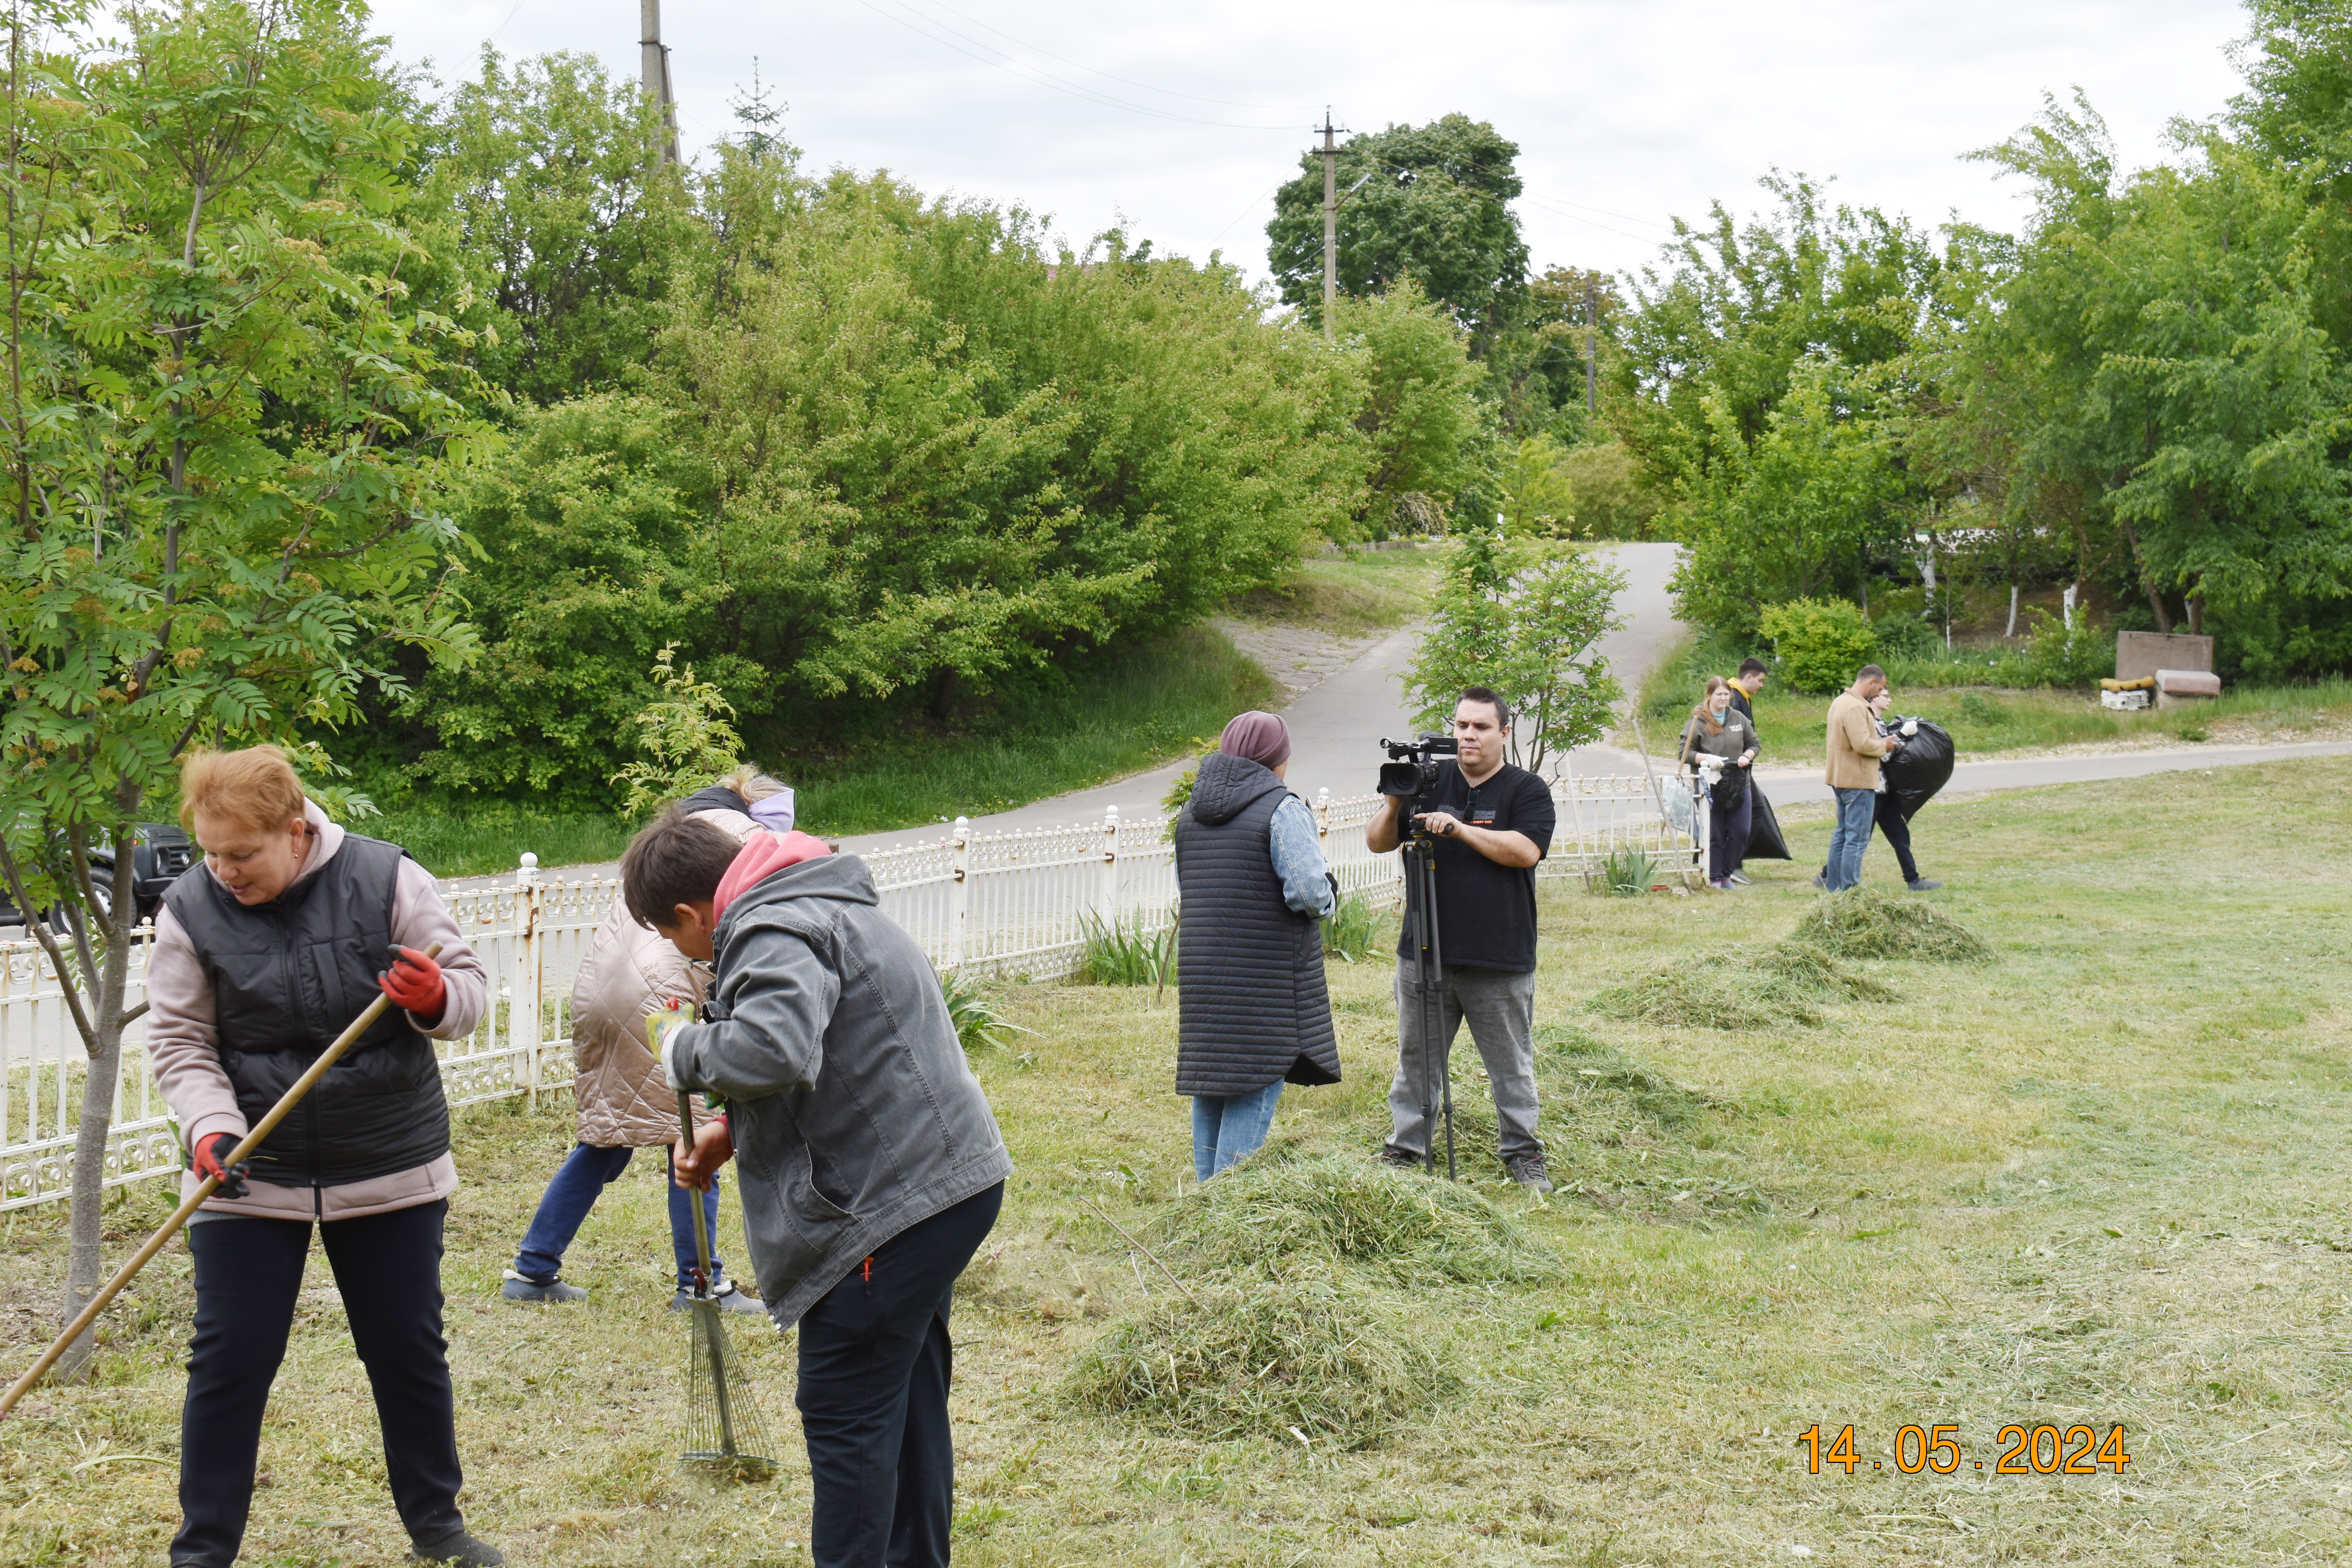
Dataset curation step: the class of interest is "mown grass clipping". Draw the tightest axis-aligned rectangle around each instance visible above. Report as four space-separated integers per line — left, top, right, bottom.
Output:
1586 935 1901 1031
1063 1151 1548 1446
1062 1276 1460 1448
1161 1149 1558 1286
1792 885 1992 963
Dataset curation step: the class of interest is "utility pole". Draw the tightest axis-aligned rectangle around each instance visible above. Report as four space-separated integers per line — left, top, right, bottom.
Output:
1584 278 1598 415
1319 108 1340 341
641 0 679 166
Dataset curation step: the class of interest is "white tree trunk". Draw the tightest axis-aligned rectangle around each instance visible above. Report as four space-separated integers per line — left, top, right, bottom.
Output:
2006 583 2020 639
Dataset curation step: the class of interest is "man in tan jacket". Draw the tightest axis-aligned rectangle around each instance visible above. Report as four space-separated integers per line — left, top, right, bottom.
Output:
1823 663 1904 891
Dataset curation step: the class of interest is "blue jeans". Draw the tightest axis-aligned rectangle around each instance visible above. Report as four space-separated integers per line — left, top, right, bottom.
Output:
1190 1080 1284 1183
1826 787 1877 891
511 1141 724 1290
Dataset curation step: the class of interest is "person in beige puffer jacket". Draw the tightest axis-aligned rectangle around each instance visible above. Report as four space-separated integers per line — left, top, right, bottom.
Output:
500 772 792 1311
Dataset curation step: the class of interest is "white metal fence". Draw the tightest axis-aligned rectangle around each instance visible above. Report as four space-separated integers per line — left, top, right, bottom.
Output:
0 773 1699 1211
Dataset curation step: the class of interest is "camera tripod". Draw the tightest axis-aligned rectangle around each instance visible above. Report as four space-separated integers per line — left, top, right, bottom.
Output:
1398 822 1457 1181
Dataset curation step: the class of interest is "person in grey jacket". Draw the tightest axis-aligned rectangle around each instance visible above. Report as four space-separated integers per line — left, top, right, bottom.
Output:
1173 711 1340 1183
624 808 1012 1568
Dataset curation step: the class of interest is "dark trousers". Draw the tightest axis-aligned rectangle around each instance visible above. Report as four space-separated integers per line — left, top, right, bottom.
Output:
797 1182 1004 1568
1709 786 1753 880
512 1140 726 1290
173 1201 463 1568
1874 795 1922 882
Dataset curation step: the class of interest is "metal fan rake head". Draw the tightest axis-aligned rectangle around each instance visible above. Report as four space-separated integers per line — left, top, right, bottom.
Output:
681 1289 778 1483
672 1086 778 1484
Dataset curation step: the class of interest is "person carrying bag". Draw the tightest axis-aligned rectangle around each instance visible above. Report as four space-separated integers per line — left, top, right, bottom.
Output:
1680 676 1761 890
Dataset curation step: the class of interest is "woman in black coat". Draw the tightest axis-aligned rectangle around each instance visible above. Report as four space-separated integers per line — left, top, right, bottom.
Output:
1171 712 1342 1181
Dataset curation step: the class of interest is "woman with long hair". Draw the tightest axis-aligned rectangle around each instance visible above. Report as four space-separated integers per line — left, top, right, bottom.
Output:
1680 676 1761 890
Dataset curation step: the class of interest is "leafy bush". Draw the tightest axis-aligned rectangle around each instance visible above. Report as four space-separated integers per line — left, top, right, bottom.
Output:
1993 610 2115 688
1870 612 1942 662
1759 598 1877 693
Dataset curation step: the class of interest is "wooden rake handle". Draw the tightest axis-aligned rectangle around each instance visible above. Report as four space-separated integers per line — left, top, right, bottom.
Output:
0 942 445 1421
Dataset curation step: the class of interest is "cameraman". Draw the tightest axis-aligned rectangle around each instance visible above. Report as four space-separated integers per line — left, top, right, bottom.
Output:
1366 687 1557 1192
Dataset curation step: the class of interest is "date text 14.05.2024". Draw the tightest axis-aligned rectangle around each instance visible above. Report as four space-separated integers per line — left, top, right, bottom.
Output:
1796 1423 2131 1477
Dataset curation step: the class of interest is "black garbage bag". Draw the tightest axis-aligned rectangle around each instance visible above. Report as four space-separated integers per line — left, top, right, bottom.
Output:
1745 783 1792 860
1881 717 1955 821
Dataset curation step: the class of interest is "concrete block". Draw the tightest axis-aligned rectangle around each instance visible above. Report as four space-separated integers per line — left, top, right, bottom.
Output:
2116 631 2213 682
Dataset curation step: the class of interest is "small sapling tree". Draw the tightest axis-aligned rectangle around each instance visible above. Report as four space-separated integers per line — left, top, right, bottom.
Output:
1404 529 1627 776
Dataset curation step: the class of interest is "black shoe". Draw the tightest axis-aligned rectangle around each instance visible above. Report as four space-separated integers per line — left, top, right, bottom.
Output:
410 1528 503 1566
1375 1146 1421 1171
1503 1153 1554 1194
500 1269 585 1304
1906 878 1943 892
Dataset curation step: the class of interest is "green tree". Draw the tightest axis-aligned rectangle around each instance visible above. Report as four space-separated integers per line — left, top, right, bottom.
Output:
0 0 482 1366
1404 530 1626 776
1336 280 1488 535
392 185 1368 806
414 47 697 405
1666 361 1904 634
1267 113 1529 350
611 644 743 817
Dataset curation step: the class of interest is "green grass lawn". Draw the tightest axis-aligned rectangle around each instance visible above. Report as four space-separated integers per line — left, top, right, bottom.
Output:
1224 546 1440 638
6 757 2351 1563
362 626 1274 877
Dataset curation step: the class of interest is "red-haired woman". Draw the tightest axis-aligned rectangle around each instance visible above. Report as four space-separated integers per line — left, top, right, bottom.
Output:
144 746 501 1567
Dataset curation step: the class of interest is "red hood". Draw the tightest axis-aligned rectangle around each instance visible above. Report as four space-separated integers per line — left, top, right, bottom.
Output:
713 830 833 924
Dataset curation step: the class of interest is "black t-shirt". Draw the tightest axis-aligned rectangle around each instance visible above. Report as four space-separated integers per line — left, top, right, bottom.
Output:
1394 760 1556 973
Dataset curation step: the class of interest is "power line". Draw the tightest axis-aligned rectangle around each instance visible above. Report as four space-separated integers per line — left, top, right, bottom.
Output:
847 0 1300 131
896 0 1318 112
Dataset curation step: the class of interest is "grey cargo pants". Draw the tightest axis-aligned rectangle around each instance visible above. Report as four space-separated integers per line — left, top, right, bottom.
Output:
1385 964 1542 1161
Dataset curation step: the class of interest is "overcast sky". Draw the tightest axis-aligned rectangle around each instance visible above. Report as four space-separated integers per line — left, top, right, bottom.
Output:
376 0 2254 289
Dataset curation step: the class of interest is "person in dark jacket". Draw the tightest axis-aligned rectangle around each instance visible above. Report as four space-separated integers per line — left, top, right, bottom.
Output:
636 809 1012 1568
1173 711 1341 1183
144 746 502 1568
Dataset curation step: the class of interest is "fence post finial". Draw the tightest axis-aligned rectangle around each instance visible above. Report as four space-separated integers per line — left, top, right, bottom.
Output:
516 851 539 887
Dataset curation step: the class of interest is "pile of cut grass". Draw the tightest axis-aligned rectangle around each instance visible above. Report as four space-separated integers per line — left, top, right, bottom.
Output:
1161 1149 1557 1286
1793 885 1992 962
1532 1024 1712 1137
1063 1148 1539 1446
1060 1275 1460 1448
1586 966 1821 1030
1586 934 1896 1031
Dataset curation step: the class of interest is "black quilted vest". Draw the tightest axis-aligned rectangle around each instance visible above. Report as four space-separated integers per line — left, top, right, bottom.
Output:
163 833 450 1187
1172 753 1341 1096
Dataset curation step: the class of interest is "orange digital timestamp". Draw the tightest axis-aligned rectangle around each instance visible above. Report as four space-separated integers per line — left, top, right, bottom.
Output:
1795 1423 2131 1476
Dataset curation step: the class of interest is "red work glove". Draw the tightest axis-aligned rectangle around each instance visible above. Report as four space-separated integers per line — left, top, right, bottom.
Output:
194 1132 250 1199
378 945 446 1023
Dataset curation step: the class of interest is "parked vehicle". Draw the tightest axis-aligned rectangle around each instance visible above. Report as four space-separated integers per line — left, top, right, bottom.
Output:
0 823 196 932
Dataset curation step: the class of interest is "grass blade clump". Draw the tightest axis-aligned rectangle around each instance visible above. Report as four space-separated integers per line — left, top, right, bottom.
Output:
1163 1151 1558 1285
1062 1276 1459 1448
1793 886 1991 963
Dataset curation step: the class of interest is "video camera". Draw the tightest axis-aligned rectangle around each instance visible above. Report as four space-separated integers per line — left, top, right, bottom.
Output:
1377 734 1458 801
